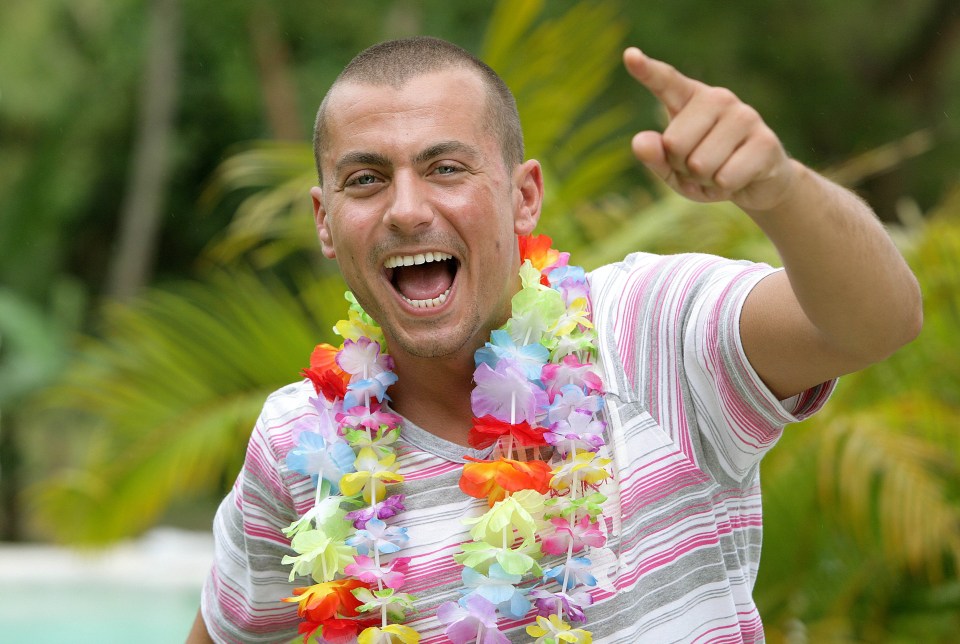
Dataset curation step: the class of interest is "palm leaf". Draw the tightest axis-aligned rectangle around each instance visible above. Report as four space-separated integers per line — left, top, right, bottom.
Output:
201 142 318 267
32 267 345 544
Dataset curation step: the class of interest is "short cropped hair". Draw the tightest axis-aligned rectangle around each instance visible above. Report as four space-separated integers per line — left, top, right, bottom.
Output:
312 36 523 184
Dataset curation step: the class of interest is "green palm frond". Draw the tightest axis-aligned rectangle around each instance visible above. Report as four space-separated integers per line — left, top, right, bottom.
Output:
484 0 633 247
817 402 960 580
201 142 318 267
576 190 778 269
32 267 346 544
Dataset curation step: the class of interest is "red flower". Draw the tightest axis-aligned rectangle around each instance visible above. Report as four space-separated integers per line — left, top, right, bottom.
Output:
468 415 548 450
460 456 552 506
298 616 378 644
303 343 350 400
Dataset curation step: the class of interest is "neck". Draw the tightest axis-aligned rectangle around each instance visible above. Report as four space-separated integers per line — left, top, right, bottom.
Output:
387 349 477 447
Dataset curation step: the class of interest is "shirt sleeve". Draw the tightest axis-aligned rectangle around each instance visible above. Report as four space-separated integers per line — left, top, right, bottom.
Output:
200 383 315 643
683 263 836 482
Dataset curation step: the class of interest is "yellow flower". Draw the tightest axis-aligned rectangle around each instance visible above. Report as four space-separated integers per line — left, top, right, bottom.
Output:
550 452 612 491
526 614 593 643
340 448 404 502
335 308 385 347
357 623 421 643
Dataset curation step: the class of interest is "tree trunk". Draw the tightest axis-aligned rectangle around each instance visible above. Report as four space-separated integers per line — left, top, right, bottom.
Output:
249 4 302 141
105 0 181 300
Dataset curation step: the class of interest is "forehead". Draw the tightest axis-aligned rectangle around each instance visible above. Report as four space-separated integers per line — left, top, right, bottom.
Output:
321 69 497 171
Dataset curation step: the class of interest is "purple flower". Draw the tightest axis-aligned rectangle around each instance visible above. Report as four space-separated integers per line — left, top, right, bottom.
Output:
437 595 509 644
345 495 406 529
544 410 607 456
546 385 603 424
557 277 591 307
529 587 593 624
471 361 548 425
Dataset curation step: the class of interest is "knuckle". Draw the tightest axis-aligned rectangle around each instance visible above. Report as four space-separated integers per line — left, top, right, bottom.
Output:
714 172 736 191
686 153 708 176
733 103 761 126
707 86 738 106
661 132 685 156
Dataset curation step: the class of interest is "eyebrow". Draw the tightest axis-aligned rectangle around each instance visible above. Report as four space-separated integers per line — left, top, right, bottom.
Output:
334 151 391 179
413 140 481 165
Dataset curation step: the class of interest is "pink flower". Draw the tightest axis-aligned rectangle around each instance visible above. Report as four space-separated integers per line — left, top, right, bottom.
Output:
336 400 402 432
336 337 394 379
540 355 604 398
343 555 410 589
541 515 606 556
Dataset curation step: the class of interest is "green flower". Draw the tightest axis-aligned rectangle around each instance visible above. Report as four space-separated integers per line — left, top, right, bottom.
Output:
353 587 416 623
462 489 544 546
281 519 356 582
455 539 543 576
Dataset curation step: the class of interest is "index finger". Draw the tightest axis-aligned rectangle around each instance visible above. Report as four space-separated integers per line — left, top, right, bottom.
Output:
623 47 698 116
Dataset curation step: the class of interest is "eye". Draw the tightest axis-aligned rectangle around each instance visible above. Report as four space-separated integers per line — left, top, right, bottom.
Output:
345 172 381 188
432 163 462 176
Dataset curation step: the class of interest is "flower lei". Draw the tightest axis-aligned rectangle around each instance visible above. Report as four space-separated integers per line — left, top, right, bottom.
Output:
281 235 612 644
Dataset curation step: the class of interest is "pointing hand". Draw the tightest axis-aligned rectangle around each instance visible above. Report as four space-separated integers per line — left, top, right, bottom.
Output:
623 47 799 213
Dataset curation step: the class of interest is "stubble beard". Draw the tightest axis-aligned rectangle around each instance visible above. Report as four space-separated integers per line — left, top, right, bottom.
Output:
382 302 484 360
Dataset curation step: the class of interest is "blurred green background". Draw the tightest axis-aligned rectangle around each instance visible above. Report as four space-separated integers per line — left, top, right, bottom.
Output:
1 0 958 641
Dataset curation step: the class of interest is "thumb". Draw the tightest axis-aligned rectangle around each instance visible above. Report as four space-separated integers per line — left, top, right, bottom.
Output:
631 131 671 183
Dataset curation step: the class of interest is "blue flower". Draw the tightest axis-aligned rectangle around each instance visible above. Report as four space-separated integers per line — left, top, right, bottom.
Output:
346 517 409 555
285 432 355 492
475 329 550 382
461 563 531 619
342 370 398 409
543 556 597 590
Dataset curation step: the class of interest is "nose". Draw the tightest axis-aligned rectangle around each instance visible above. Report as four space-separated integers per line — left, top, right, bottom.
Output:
382 170 434 234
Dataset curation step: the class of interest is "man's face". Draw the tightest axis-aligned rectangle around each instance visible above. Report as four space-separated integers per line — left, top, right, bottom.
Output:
313 68 541 364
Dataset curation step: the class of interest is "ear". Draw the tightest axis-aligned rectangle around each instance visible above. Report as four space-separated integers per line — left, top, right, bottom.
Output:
311 186 336 259
513 159 543 236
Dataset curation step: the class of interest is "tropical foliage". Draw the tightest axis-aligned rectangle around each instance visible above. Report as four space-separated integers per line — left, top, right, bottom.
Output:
7 0 958 641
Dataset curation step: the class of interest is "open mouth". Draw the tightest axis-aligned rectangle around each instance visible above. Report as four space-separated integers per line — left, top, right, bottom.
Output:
384 251 459 309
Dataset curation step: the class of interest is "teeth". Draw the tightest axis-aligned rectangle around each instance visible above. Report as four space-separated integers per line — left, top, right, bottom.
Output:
401 288 450 309
384 251 453 269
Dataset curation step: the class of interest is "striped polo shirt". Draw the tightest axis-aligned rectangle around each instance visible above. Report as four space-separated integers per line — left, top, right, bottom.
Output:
201 252 834 643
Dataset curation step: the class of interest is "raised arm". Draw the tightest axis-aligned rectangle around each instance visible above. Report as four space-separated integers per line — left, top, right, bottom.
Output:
622 47 922 399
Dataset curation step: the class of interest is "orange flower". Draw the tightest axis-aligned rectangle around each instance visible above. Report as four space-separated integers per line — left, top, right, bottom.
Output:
282 579 367 622
303 343 349 400
518 234 558 282
460 456 551 506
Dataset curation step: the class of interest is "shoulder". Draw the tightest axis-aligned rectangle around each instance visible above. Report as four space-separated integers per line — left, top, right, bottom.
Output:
588 252 771 315
247 379 319 467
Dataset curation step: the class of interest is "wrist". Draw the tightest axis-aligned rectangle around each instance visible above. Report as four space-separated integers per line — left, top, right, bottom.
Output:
742 159 814 221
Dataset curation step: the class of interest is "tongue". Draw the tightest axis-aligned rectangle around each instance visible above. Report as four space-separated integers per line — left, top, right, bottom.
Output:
394 263 453 301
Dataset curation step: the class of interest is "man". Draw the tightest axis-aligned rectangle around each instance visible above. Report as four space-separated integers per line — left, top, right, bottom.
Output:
189 36 921 643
